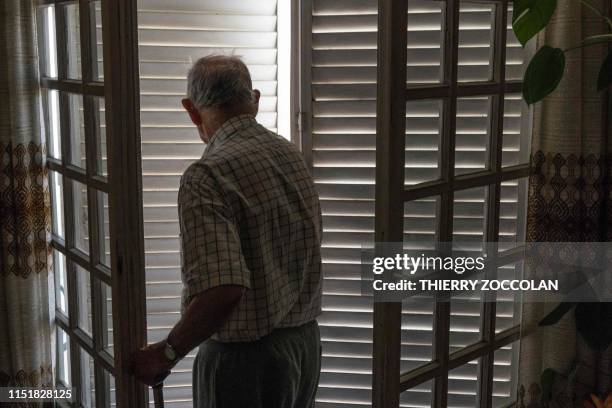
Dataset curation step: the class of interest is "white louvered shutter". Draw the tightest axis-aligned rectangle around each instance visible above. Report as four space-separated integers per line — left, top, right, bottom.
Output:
138 0 278 405
309 1 527 407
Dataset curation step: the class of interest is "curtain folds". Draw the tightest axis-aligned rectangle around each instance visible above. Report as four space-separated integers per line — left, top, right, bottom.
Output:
0 0 53 389
518 0 612 406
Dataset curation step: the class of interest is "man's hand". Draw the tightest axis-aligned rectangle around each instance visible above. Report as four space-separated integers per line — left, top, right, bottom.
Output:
131 341 174 386
132 285 244 387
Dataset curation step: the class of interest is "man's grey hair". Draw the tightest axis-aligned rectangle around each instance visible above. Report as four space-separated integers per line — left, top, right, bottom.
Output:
186 55 254 110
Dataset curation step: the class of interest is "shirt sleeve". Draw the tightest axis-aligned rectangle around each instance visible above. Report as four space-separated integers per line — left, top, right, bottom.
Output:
178 177 251 308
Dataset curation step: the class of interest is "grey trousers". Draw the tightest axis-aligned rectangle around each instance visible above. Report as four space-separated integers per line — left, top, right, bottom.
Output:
193 321 322 408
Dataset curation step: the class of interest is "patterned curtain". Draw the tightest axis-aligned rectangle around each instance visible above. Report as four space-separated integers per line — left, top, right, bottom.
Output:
518 0 612 407
0 0 54 389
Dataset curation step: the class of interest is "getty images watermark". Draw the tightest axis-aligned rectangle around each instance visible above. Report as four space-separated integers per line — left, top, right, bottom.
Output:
360 242 612 302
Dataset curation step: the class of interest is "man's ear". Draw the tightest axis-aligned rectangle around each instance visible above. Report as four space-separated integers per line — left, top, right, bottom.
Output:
181 98 202 125
251 89 261 115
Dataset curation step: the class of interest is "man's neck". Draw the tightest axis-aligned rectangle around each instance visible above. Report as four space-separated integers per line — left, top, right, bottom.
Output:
201 106 254 142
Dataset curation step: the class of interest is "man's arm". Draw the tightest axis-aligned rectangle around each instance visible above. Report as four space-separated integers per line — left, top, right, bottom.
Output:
132 285 245 386
167 284 245 358
133 175 250 386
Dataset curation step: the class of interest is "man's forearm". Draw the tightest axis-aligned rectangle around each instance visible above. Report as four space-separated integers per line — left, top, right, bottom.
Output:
166 285 245 359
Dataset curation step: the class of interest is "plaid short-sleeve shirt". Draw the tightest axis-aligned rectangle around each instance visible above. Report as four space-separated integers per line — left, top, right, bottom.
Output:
178 114 323 342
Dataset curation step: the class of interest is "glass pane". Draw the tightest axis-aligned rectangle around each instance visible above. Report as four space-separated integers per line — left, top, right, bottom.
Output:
43 89 61 159
86 364 118 408
450 290 483 352
57 327 72 386
73 180 89 254
400 379 433 407
81 349 96 408
496 263 522 332
493 342 519 407
401 297 435 372
64 3 81 79
452 186 486 351
404 196 439 248
453 186 487 252
101 281 114 355
50 171 65 238
402 197 437 371
499 177 527 251
448 358 480 407
97 191 111 267
502 94 529 167
405 100 442 186
54 249 68 316
104 369 116 408
458 2 494 82
94 97 107 176
37 6 57 78
407 0 444 85
455 96 491 176
76 265 92 336
505 5 525 81
68 93 86 169
91 1 104 81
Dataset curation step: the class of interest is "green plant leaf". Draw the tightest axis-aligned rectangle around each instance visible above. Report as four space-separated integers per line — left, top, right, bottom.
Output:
523 46 565 104
512 0 558 46
539 302 577 326
597 49 612 91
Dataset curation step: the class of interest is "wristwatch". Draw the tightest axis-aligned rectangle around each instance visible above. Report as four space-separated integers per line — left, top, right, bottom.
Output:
163 340 179 364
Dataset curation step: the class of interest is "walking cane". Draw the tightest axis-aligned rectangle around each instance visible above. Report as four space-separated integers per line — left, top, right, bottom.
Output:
153 383 165 408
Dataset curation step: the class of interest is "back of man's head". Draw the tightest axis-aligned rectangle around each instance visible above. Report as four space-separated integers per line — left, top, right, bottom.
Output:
187 55 254 110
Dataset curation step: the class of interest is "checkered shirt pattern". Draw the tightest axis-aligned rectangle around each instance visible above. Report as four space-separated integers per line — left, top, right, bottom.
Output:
178 114 323 342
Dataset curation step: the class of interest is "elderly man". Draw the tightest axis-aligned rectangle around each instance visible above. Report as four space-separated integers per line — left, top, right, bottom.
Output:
132 55 323 408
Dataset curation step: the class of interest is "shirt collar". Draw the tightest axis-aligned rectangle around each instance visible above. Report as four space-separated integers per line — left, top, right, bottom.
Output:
206 114 257 149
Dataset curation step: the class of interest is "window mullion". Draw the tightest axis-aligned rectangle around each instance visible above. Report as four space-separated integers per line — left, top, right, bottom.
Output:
92 276 109 407
479 1 510 406
432 0 460 405
55 4 67 81
100 0 147 405
78 0 93 83
373 0 408 407
479 182 500 408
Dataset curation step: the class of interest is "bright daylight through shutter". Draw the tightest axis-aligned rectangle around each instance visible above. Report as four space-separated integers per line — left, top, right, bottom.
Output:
136 0 529 406
138 0 279 405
